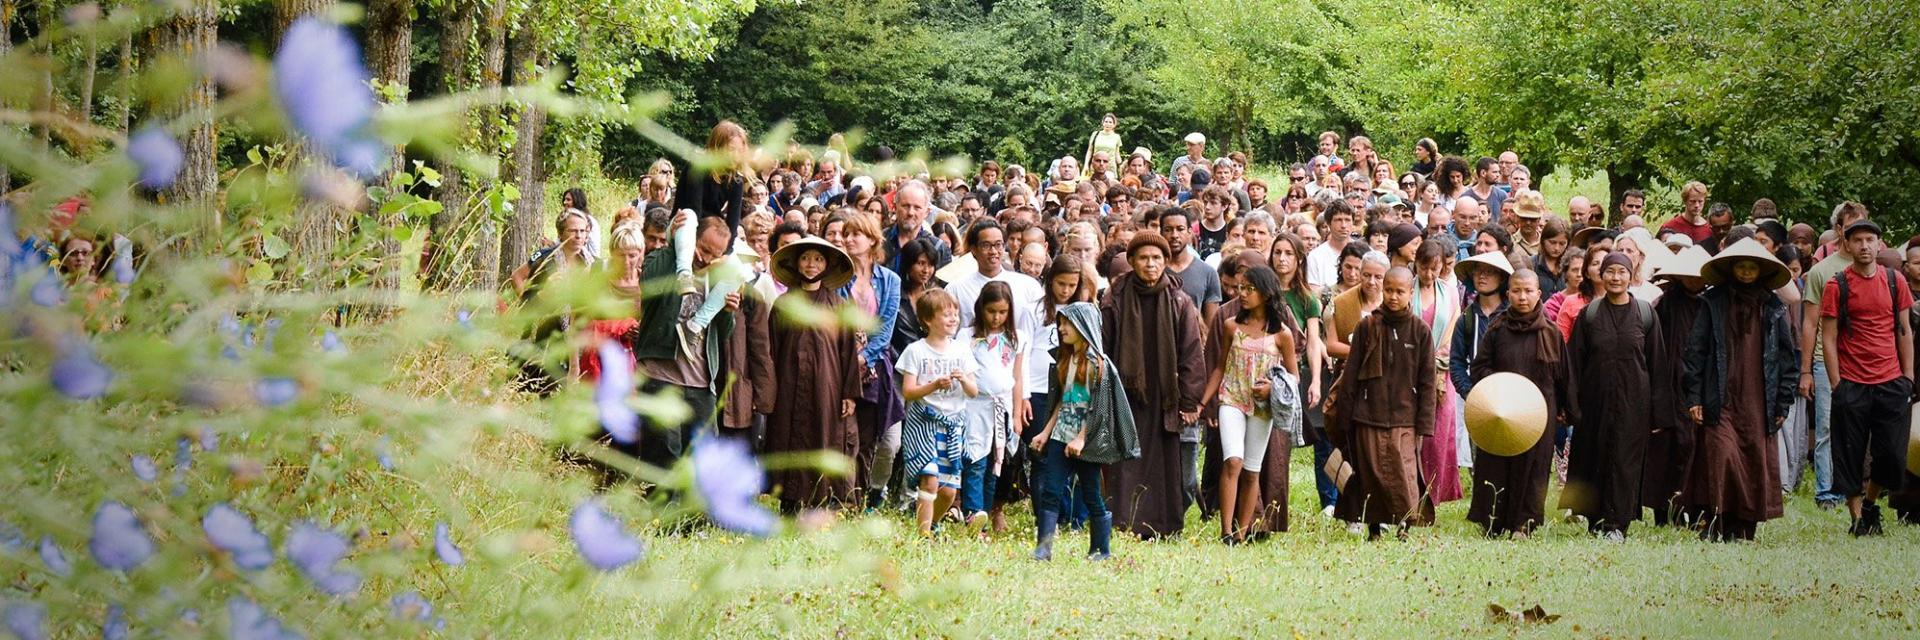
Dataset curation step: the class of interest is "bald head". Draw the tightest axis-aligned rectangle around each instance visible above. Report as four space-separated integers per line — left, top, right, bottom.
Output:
1510 267 1540 286
1382 266 1415 311
1386 266 1415 286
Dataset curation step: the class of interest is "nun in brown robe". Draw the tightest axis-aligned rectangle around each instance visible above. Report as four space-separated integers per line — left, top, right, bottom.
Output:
1679 240 1797 541
1644 270 1708 525
1101 233 1208 539
1468 269 1568 537
764 238 866 512
1562 252 1663 537
1329 268 1436 538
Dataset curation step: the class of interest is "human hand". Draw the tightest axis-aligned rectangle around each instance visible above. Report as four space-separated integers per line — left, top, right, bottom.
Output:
1798 372 1813 399
1307 380 1321 406
1252 379 1272 401
672 210 693 230
840 399 855 418
724 290 742 312
1687 406 1703 425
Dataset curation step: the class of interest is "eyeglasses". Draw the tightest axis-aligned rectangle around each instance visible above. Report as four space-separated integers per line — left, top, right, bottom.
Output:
975 241 1007 251
1290 174 1306 182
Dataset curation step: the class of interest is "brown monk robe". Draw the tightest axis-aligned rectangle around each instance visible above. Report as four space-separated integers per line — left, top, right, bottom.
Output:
1206 293 1295 535
765 281 866 511
1644 279 1706 526
1101 233 1208 538
1562 252 1663 538
1680 278 1796 541
1468 269 1568 537
1329 268 1436 538
719 278 776 443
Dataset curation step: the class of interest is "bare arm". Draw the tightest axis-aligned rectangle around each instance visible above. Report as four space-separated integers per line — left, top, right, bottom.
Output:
1821 316 1841 390
1800 299 1820 397
1902 310 1914 382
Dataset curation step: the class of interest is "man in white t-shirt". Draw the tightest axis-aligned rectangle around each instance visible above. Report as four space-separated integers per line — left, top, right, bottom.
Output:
944 218 1046 428
1306 200 1359 292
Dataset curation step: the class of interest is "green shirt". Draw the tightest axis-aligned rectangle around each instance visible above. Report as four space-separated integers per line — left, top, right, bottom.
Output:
1801 252 1852 361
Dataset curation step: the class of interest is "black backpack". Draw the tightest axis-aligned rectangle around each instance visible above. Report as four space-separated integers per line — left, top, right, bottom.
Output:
1581 295 1654 339
1834 265 1908 339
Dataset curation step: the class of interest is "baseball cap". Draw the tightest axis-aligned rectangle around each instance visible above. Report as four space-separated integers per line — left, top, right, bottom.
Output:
1844 219 1882 239
1376 193 1409 210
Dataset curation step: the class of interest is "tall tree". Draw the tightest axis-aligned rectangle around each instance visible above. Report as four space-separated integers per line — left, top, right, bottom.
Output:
274 0 348 291
364 0 413 291
421 0 478 291
150 0 219 213
498 23 546 280
1 0 12 194
467 0 507 289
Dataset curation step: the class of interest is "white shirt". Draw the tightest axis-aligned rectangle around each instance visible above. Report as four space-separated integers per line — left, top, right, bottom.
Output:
945 269 1047 345
1306 241 1343 290
895 339 978 416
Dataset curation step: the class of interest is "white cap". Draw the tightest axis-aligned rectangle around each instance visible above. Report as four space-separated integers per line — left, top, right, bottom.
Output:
1184 132 1207 145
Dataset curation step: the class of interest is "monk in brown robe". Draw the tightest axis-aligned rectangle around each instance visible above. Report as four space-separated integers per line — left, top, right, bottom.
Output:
1330 267 1436 540
1468 268 1567 537
1563 252 1663 540
764 238 866 512
1680 242 1797 541
1101 232 1207 538
1645 271 1707 526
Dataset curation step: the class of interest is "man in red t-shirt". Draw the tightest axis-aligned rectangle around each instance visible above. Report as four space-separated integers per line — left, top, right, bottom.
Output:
1819 219 1915 536
1658 181 1713 244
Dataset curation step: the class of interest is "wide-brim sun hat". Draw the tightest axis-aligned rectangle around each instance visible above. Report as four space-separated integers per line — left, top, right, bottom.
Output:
1651 245 1710 284
1453 249 1514 282
1571 226 1608 248
1908 409 1920 476
1618 227 1674 282
770 236 855 290
1699 237 1791 290
1464 372 1549 457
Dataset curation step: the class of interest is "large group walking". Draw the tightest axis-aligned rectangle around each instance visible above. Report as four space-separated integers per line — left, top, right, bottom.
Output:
499 118 1919 558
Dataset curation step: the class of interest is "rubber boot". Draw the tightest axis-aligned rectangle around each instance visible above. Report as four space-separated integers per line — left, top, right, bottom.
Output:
1087 512 1113 561
1033 511 1058 561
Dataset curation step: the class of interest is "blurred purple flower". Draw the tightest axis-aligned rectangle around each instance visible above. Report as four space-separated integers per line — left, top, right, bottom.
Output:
320 330 344 353
179 608 198 625
228 597 301 640
390 591 445 630
204 504 274 571
128 127 183 189
199 427 219 452
286 522 359 596
254 377 299 407
456 309 473 329
0 521 22 551
273 18 385 180
38 536 71 577
3 601 45 640
111 249 136 285
375 436 395 471
595 341 639 444
175 436 194 471
692 435 774 537
433 522 463 566
51 338 112 399
103 604 128 640
569 499 643 571
29 269 63 307
89 501 155 571
132 455 158 482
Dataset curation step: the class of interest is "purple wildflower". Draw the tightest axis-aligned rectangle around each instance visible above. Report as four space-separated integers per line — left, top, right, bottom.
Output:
199 426 219 452
89 501 155 571
228 597 302 640
175 436 193 470
390 591 445 630
254 377 299 407
128 127 184 189
50 338 112 399
0 521 22 551
38 536 71 577
29 269 63 307
456 309 473 329
569 499 643 571
110 249 136 285
320 330 344 353
132 455 158 482
691 435 775 537
273 18 384 180
3 601 46 640
433 522 464 566
376 436 394 471
204 504 274 571
595 341 639 444
103 604 128 640
286 522 360 596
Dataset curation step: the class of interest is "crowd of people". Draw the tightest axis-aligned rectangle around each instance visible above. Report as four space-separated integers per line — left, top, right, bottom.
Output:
505 119 1920 557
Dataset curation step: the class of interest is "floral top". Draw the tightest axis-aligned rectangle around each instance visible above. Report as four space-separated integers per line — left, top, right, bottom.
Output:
1221 328 1284 415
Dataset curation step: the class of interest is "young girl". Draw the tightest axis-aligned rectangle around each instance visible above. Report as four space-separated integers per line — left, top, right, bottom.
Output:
958 282 1026 533
1203 266 1299 543
897 289 980 535
1028 255 1095 526
672 121 755 335
1029 302 1135 561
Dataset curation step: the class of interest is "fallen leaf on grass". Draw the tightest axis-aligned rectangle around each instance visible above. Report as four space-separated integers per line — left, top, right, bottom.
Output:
1487 603 1561 624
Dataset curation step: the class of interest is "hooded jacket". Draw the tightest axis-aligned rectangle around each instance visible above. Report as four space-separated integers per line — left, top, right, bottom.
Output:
1049 302 1140 465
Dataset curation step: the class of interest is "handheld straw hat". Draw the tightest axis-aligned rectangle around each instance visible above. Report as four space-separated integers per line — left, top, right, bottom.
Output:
1618 227 1674 282
1651 245 1711 284
1453 249 1514 282
1464 372 1549 457
769 236 855 290
1909 409 1920 476
934 250 978 285
1699 238 1790 290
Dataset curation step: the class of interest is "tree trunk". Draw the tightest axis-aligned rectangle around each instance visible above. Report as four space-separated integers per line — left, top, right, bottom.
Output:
79 35 98 128
422 0 477 291
150 0 220 217
499 30 547 279
34 0 56 148
465 0 508 290
116 11 134 134
1605 162 1645 229
274 0 345 292
364 0 414 292
1 0 12 194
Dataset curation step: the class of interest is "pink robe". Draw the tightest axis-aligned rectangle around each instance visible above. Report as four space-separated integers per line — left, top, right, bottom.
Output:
1418 287 1464 504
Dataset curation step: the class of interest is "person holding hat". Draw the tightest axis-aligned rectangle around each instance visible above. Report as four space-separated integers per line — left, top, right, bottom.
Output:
1677 238 1799 541
1818 219 1914 535
1328 266 1438 539
1643 246 1712 527
764 235 868 512
1100 232 1208 539
1563 251 1665 540
1466 268 1568 537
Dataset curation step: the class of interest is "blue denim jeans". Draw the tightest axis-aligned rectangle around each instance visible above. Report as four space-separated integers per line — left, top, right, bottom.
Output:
1811 360 1839 501
1312 438 1339 509
959 456 993 515
1036 440 1107 517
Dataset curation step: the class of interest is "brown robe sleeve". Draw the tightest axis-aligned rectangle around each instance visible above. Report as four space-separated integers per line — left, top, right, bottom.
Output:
1329 317 1373 444
746 297 776 415
1175 295 1209 417
1413 325 1437 437
838 329 864 405
1563 311 1586 426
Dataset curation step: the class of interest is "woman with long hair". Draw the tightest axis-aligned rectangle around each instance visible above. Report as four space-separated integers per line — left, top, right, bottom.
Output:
837 213 907 511
1203 265 1300 543
1410 138 1439 176
1083 113 1123 175
1433 155 1471 212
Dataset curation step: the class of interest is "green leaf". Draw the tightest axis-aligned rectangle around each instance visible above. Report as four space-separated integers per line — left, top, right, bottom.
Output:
245 259 275 283
389 226 414 243
416 162 443 188
262 234 290 260
246 147 264 165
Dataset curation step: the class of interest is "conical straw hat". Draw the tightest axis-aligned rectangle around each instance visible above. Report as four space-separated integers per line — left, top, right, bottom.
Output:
1454 249 1514 282
1652 245 1711 284
1464 372 1549 457
934 251 977 285
770 236 855 290
1619 227 1674 283
1700 237 1790 290
1908 406 1920 476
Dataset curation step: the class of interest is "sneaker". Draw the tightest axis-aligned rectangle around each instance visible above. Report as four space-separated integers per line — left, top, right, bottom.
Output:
965 511 989 531
1817 498 1842 511
1855 503 1885 536
1344 522 1364 535
1601 530 1625 543
1320 505 1336 519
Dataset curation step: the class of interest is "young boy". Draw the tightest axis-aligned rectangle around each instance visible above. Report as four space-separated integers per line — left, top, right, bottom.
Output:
896 289 981 535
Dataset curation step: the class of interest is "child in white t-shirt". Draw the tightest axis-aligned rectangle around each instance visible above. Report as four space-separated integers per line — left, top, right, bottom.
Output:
896 289 979 536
